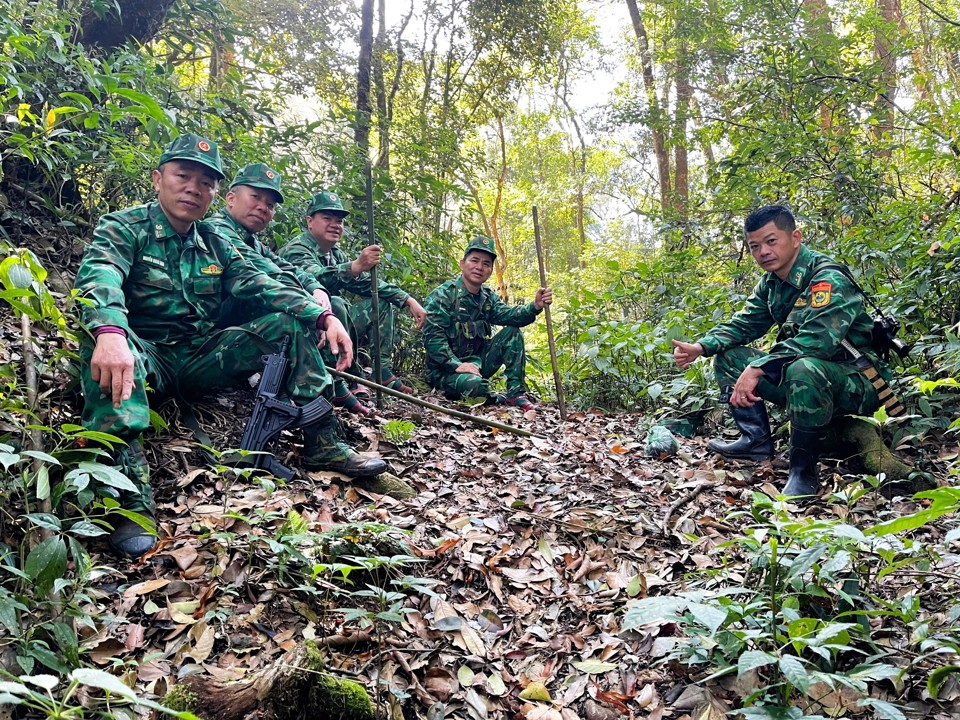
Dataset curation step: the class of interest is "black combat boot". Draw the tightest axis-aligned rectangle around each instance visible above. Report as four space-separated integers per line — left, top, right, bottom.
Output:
782 425 826 500
707 402 775 461
302 414 386 478
107 439 158 557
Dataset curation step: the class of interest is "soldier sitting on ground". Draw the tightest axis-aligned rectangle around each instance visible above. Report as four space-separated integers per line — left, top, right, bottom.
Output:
672 204 890 499
73 133 386 557
422 235 552 411
278 191 426 413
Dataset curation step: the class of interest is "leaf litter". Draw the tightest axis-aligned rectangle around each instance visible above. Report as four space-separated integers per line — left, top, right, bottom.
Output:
65 390 960 719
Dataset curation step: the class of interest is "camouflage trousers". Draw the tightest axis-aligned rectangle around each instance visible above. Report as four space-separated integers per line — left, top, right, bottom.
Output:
81 312 333 442
429 326 527 400
713 346 881 428
328 295 401 389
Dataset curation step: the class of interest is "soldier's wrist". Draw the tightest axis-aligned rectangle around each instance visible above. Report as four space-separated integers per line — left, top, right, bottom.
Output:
315 309 334 331
94 325 127 339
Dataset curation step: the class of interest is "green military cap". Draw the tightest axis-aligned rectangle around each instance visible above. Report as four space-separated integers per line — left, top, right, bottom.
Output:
306 190 348 217
230 163 284 203
158 133 225 179
463 235 497 259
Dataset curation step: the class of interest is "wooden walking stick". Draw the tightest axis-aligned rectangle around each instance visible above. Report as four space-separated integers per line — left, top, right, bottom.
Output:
328 369 543 439
532 206 567 420
364 160 383 409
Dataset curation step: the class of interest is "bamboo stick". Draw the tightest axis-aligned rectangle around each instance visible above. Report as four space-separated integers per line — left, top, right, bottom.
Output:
532 206 567 420
328 369 543 439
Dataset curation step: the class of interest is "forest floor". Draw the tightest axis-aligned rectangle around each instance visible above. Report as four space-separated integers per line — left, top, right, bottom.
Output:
63 386 960 720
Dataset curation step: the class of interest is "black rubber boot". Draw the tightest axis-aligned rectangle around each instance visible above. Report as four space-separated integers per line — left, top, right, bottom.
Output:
302 414 386 478
707 402 775 461
107 439 158 557
782 425 826 500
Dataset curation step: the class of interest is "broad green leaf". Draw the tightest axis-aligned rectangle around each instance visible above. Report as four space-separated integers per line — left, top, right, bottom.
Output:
857 698 906 720
686 602 728 634
487 671 506 696
778 655 811 693
927 665 960 700
21 674 58 691
621 596 686 631
458 665 475 686
70 668 137 699
24 536 67 586
23 513 61 532
786 543 827 579
738 650 777 675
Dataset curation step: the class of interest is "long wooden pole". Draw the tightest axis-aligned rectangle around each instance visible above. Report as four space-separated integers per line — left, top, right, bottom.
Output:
532 206 567 420
365 163 382 409
328 368 543 439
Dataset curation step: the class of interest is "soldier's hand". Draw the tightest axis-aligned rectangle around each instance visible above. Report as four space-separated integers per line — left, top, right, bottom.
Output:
319 315 354 372
672 339 704 369
352 245 382 275
534 287 553 310
455 362 482 376
90 332 135 408
406 297 427 330
730 366 764 407
312 288 331 309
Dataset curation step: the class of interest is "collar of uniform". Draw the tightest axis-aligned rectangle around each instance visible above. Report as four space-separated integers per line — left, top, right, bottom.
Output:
215 207 255 245
454 276 483 298
780 244 814 289
148 202 208 251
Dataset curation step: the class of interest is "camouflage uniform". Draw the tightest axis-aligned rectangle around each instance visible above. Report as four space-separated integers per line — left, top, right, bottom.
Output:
697 245 885 429
279 231 410 385
74 202 333 507
422 276 540 399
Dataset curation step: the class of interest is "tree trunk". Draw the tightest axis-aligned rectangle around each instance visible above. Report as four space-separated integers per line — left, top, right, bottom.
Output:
355 0 375 152
673 40 692 227
80 0 177 51
625 0 671 216
873 0 903 156
801 0 836 132
488 115 509 300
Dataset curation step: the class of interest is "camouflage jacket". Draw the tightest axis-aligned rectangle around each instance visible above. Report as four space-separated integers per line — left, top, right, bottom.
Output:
278 232 410 307
74 202 326 344
201 209 325 295
423 277 540 375
697 245 876 377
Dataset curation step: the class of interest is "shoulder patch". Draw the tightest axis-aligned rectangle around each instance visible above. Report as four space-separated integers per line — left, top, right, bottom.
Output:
811 281 832 308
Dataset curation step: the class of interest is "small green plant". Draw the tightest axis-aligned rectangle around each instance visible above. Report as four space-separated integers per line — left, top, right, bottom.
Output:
621 491 960 718
0 667 199 719
382 419 416 445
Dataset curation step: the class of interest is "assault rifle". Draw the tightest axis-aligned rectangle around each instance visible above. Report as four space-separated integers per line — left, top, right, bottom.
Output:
238 337 332 480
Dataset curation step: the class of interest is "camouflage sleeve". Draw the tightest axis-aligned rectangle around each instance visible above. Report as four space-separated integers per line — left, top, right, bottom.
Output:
422 284 462 373
256 241 325 295
73 213 139 332
486 294 540 327
216 239 324 324
697 280 774 357
750 268 864 371
327 246 412 306
277 238 336 292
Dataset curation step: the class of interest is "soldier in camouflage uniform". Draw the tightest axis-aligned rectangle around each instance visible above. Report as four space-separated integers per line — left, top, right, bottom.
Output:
74 134 385 557
672 205 887 499
202 163 331 326
278 191 426 409
422 235 553 411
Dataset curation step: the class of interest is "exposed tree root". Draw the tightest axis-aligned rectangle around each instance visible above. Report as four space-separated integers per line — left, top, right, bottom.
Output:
824 417 936 495
163 642 374 720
